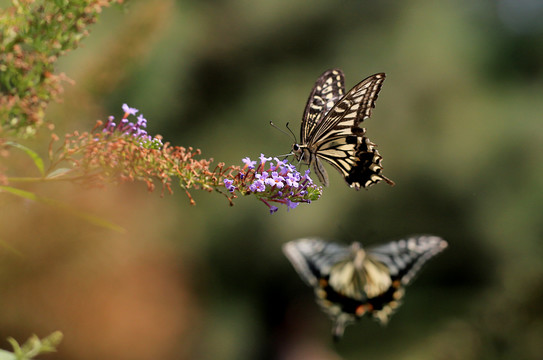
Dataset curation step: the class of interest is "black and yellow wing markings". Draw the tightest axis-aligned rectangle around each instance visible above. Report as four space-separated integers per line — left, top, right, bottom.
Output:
283 236 448 339
293 69 393 189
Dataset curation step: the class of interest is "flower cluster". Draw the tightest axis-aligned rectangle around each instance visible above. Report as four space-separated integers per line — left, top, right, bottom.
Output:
57 104 229 201
101 104 164 149
45 105 321 212
223 154 322 213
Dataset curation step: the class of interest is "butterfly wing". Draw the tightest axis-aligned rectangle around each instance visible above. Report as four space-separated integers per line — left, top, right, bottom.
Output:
307 72 393 189
283 238 360 339
368 235 448 286
282 238 352 287
283 236 448 339
301 69 346 145
362 235 448 324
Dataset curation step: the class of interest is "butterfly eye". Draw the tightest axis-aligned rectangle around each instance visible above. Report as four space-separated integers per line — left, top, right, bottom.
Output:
293 144 300 151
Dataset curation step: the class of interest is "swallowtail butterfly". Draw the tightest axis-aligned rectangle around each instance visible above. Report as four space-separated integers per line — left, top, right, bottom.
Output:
283 236 447 339
292 69 394 189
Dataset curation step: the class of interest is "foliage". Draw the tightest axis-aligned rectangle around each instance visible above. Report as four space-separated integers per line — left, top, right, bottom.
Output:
2 103 320 210
0 0 123 136
0 0 324 355
0 0 320 219
0 332 63 360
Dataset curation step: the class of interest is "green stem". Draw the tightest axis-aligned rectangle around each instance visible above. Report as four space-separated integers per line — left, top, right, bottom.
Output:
6 177 48 183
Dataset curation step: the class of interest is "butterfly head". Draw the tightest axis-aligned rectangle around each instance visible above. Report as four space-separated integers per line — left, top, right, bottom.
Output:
292 143 311 165
292 143 301 158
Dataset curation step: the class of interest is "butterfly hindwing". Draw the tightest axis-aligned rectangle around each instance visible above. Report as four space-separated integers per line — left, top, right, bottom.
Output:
283 236 448 339
294 70 393 189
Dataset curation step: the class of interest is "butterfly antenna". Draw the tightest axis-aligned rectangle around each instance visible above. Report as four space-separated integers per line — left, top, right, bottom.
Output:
285 122 298 144
269 121 296 159
269 121 295 141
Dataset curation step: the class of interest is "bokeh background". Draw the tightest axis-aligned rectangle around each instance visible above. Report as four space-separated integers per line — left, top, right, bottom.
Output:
1 0 543 359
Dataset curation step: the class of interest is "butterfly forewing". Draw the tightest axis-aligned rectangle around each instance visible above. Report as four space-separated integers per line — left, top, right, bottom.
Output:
282 239 352 287
283 236 448 339
301 69 346 144
368 235 448 285
307 73 385 145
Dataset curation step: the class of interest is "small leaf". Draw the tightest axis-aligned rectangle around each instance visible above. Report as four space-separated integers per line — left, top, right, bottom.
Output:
0 332 63 359
0 186 43 203
5 338 22 357
0 349 16 360
5 142 45 177
39 331 63 351
20 335 41 358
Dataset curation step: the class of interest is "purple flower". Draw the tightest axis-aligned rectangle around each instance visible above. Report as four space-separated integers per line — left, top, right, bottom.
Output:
269 171 285 188
286 199 299 211
122 103 139 116
255 172 268 181
269 205 278 214
103 116 116 132
100 104 163 150
301 169 313 184
223 179 236 192
250 179 266 192
259 153 272 164
242 157 257 169
285 173 299 187
273 157 288 167
237 154 321 213
137 114 147 127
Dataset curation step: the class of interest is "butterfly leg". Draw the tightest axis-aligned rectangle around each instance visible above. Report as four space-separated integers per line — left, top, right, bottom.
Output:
312 156 329 187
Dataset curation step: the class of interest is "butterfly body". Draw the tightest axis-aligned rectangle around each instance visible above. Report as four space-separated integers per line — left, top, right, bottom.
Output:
293 69 394 189
283 236 448 339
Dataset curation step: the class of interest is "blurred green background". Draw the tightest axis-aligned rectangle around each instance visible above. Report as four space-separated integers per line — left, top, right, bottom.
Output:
1 0 543 359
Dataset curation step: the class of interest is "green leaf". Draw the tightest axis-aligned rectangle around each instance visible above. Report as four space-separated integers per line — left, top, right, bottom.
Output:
0 186 125 233
5 142 45 177
0 332 63 360
0 349 16 360
5 338 22 358
35 331 63 353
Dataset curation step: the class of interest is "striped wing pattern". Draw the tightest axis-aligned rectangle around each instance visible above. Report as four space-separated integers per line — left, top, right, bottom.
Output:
306 73 385 144
296 69 393 189
301 69 345 144
283 236 448 339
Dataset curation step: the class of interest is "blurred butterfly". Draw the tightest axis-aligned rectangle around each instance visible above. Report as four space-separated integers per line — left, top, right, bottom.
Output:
291 69 394 189
282 235 448 340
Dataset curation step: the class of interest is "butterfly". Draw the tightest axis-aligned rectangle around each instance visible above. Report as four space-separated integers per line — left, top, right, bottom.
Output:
282 235 448 339
291 69 394 189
